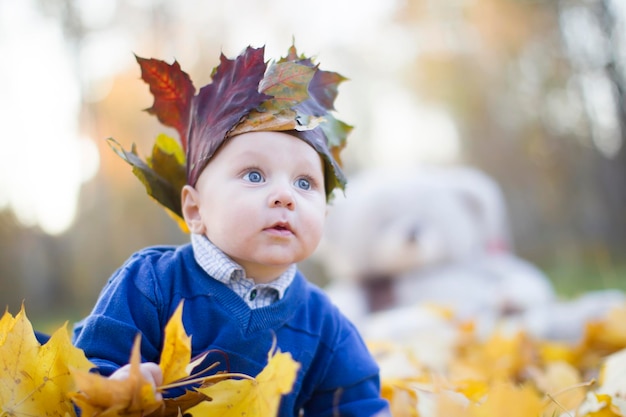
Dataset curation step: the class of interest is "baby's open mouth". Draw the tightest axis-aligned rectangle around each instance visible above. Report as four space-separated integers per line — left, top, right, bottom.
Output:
267 222 293 234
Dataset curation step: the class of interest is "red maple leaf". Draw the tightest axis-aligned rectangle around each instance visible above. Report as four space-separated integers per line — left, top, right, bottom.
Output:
136 55 196 151
186 46 271 186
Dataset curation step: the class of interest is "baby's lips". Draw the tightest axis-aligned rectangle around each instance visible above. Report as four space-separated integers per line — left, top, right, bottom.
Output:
265 221 294 235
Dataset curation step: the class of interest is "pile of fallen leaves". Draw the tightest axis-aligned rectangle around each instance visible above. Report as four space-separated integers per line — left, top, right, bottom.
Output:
0 302 299 417
371 304 626 416
5 302 626 416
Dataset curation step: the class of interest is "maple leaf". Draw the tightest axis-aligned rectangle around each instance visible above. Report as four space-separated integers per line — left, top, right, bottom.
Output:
147 392 208 417
0 305 92 417
229 60 321 135
449 330 533 383
69 335 163 417
279 43 347 113
229 108 323 135
230 45 350 195
278 43 352 171
538 340 579 367
116 44 351 227
108 134 188 228
70 300 300 417
591 347 626 417
70 301 206 417
135 55 195 150
532 361 587 416
259 61 315 110
321 113 351 167
187 346 300 417
579 304 626 366
465 383 543 417
159 301 191 385
187 46 271 186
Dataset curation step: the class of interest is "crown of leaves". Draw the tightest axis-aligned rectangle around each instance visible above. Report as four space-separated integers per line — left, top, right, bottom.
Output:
109 44 352 231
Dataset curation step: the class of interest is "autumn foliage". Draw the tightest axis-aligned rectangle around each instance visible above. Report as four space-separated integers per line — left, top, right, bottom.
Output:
373 304 626 416
0 305 92 416
0 302 299 417
5 302 626 416
111 45 351 234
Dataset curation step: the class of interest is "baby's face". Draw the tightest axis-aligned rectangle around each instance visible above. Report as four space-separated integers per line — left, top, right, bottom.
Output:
184 131 327 282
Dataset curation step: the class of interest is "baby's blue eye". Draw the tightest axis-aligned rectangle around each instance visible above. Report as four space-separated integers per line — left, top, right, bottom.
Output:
296 178 311 190
244 171 264 183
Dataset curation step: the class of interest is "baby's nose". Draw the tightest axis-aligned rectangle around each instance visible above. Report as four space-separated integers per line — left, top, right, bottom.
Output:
269 184 295 209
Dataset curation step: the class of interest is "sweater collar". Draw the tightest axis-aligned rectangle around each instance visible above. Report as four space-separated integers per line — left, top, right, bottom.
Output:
190 233 295 301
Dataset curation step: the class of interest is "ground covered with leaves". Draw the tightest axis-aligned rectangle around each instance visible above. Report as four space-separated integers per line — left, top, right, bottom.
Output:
3 303 626 416
371 305 626 416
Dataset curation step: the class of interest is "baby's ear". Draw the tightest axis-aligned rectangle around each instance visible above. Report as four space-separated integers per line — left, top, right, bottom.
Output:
181 185 206 234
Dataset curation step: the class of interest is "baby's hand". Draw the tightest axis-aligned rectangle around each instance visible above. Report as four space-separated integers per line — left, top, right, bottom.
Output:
110 362 163 399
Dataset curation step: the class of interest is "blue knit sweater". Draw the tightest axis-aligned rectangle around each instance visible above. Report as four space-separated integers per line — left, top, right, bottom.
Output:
73 244 389 416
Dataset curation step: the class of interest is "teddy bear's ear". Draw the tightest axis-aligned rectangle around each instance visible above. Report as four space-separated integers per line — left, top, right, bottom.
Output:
456 189 484 220
444 167 513 254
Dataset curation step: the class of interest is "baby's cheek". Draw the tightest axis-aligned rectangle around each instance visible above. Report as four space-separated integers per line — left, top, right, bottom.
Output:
303 214 326 248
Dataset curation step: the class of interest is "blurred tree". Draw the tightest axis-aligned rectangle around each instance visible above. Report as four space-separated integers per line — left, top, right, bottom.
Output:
396 0 625 272
0 0 188 324
3 0 626 324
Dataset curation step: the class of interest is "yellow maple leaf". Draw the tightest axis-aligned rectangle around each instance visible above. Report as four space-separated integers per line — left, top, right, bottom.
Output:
388 386 418 417
466 382 543 417
69 302 199 417
0 305 92 417
454 379 490 403
576 305 626 373
592 305 626 349
450 330 533 383
69 301 300 417
538 340 579 366
70 301 213 417
158 301 191 385
188 346 301 417
70 334 163 417
150 300 211 416
533 361 587 416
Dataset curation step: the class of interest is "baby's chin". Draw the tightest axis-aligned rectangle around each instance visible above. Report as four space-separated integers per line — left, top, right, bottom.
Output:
234 258 294 280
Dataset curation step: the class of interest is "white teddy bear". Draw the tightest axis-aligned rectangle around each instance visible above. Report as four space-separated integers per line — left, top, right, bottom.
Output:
320 166 623 343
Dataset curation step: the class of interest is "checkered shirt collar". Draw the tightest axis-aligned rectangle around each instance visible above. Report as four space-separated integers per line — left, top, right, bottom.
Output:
190 233 295 300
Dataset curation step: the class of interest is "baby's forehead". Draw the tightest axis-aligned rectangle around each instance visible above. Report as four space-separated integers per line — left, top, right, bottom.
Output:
220 131 323 160
223 131 321 153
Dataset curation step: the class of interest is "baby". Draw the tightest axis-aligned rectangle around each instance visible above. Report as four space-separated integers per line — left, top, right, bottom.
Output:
72 44 389 417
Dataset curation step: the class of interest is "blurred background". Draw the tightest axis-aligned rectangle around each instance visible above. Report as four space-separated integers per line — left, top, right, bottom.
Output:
1 0 625 329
